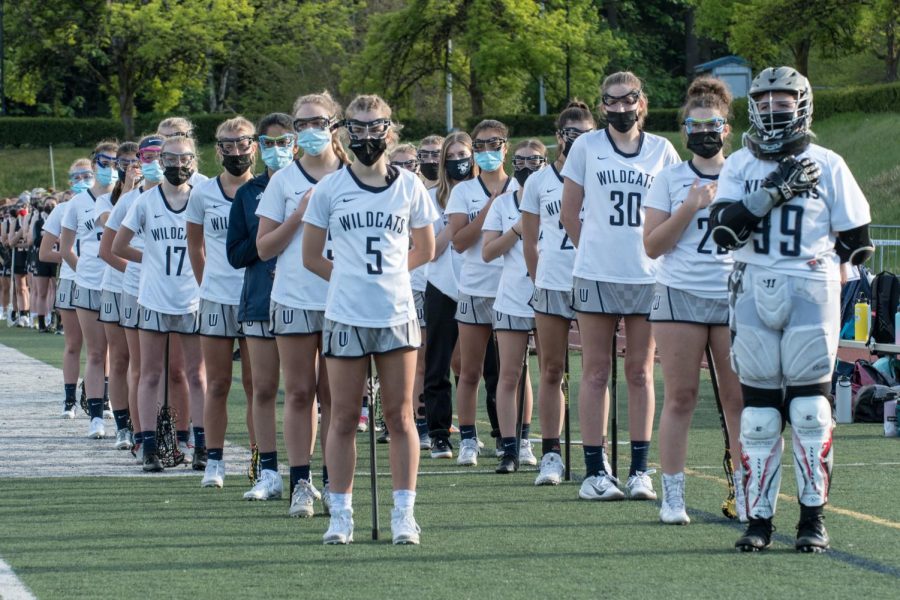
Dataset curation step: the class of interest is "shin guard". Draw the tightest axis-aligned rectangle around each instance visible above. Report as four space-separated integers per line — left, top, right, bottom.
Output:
789 396 833 507
740 406 783 519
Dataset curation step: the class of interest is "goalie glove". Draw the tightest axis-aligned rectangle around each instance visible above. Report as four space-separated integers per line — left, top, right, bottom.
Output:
763 156 821 205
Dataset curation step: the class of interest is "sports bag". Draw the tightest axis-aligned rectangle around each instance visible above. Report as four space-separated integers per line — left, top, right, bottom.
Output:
869 271 900 345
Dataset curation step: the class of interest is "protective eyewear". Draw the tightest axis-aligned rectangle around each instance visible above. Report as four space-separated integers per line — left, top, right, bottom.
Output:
138 148 162 164
601 90 641 107
258 134 296 149
344 118 392 139
160 152 196 167
117 158 140 170
682 116 726 134
390 159 419 172
216 136 255 155
94 153 117 169
472 137 506 152
293 116 335 132
166 130 194 139
557 127 590 141
512 155 546 169
69 170 94 183
417 149 441 162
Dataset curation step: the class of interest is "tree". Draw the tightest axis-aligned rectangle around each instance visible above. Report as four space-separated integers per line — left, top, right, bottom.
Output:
859 0 900 82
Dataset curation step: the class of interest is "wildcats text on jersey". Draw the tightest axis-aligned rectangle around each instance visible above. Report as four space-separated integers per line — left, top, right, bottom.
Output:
596 168 656 189
149 226 186 242
743 178 821 200
337 211 407 234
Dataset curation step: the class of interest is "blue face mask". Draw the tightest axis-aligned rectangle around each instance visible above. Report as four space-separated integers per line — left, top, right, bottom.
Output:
474 150 503 172
261 145 295 171
297 128 331 156
70 179 93 194
141 160 164 183
95 165 118 186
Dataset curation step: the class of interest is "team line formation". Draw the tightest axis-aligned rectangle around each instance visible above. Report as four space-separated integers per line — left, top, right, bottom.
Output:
0 66 873 551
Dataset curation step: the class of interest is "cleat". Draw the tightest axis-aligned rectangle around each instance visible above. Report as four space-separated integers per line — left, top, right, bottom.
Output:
243 470 283 501
795 506 829 553
201 459 225 488
518 438 537 466
87 417 105 439
323 509 354 545
114 428 134 450
177 441 193 462
495 454 518 474
625 469 657 500
418 431 432 450
659 473 690 525
534 453 564 486
322 484 332 516
289 479 322 518
493 437 503 458
132 443 144 465
62 400 77 419
357 414 369 433
192 447 208 471
142 452 163 473
456 438 480 466
736 518 775 552
579 473 625 501
430 437 453 459
391 507 421 545
377 428 391 444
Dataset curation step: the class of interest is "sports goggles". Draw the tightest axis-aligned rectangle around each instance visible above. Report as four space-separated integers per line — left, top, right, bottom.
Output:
258 134 296 149
94 153 117 169
512 155 546 169
344 118 392 139
216 136 255 154
293 116 335 132
472 137 506 152
557 127 590 141
390 158 419 172
160 152 196 167
69 170 94 183
601 90 641 107
683 116 726 134
417 149 441 162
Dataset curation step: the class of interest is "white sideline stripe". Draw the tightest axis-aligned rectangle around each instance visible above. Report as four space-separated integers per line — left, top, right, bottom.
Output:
0 557 36 600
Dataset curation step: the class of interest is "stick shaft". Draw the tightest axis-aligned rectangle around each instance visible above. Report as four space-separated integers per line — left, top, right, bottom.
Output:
610 323 618 479
563 350 571 481
367 358 379 540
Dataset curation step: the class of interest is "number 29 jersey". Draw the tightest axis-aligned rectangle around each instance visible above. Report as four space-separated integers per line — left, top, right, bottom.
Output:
712 144 871 282
122 186 199 315
561 129 680 284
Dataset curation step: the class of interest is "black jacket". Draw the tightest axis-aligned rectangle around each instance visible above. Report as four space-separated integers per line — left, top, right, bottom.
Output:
226 172 275 322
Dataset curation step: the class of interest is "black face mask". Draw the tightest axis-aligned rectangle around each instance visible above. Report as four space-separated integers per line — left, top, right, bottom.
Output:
222 154 253 176
606 110 639 133
514 167 533 187
446 157 473 181
686 132 724 159
420 162 439 182
164 166 192 186
349 138 387 167
562 139 576 156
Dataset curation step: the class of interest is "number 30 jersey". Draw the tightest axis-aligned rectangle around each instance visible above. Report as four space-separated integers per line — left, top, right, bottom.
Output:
303 166 440 328
122 186 199 315
712 144 871 282
644 160 733 297
561 129 680 284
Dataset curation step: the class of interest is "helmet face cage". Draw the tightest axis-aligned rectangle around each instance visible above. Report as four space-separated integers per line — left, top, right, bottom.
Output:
747 67 813 143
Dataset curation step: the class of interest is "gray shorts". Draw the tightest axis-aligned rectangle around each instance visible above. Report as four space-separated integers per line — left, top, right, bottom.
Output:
530 286 575 320
71 284 101 312
414 290 426 328
493 310 535 332
455 293 495 326
241 320 274 339
98 290 122 324
198 298 243 338
55 278 76 311
648 284 729 326
138 305 199 335
323 318 421 358
120 292 140 329
572 277 654 316
270 301 324 336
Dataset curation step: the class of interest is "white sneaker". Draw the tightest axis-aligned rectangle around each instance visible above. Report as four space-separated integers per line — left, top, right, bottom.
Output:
133 443 144 465
16 315 27 328
244 470 283 501
534 453 565 486
87 417 105 439
625 469 657 500
114 428 134 450
62 402 76 419
391 507 421 545
660 472 690 525
456 438 480 466
289 479 321 517
322 484 332 516
103 404 113 420
418 431 432 450
323 509 354 545
177 441 193 462
201 459 225 488
578 473 625 501
519 439 537 466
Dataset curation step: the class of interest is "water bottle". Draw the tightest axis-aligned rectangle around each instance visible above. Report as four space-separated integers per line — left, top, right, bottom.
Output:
854 293 870 342
835 376 853 424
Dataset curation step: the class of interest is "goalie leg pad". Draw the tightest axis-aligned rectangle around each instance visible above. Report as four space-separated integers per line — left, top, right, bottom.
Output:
740 406 784 520
788 395 833 507
781 325 836 386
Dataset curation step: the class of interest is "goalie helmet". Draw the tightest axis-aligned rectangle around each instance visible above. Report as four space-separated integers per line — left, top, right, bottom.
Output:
744 66 813 160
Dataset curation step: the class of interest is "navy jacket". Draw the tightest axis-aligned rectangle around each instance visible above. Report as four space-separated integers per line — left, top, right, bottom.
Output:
226 172 275 322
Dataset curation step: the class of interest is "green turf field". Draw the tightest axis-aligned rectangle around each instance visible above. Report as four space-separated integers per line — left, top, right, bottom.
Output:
2 326 900 598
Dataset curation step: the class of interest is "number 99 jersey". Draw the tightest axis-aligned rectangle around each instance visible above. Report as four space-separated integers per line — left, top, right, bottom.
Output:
303 167 440 328
122 186 200 315
712 144 871 282
561 129 680 284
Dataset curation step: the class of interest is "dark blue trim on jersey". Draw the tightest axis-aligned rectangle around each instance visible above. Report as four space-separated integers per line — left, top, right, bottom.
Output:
512 190 520 210
347 163 399 193
158 186 188 214
477 174 513 197
604 128 645 159
294 159 319 185
550 163 563 183
687 160 720 181
86 189 97 202
215 175 235 202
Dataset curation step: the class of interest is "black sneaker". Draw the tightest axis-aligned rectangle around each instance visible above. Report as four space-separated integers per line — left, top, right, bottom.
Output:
430 437 453 459
192 447 208 471
495 454 519 474
143 452 163 473
796 505 829 553
735 518 775 552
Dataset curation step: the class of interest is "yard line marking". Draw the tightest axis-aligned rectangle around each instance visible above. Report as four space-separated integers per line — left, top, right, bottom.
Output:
0 556 37 600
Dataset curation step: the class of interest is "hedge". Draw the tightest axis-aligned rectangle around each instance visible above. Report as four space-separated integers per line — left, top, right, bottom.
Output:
1 82 898 147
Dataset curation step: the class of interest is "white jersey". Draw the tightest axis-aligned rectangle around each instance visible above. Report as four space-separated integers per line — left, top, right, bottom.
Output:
185 176 244 305
122 186 200 314
561 129 680 284
713 144 871 282
645 161 734 297
303 166 439 327
62 190 107 291
425 187 462 301
256 160 333 310
483 190 534 318
446 176 518 297
519 164 579 292
106 187 146 297
189 171 209 186
42 202 76 281
94 191 125 293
